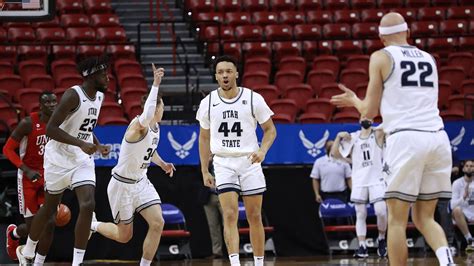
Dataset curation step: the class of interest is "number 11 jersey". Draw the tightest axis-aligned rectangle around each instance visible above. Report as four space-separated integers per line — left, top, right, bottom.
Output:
381 45 443 134
45 86 103 168
196 87 274 157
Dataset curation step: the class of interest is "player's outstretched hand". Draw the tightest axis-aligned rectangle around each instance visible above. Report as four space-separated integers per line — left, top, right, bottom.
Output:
80 142 97 155
161 162 176 177
249 150 265 164
330 84 358 108
97 144 111 156
202 172 215 188
338 131 351 141
152 63 164 87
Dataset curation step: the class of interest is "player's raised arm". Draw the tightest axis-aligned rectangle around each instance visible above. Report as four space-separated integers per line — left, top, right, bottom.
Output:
125 64 164 142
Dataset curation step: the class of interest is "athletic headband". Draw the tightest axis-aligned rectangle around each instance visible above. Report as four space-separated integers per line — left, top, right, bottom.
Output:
81 63 108 77
378 22 408 35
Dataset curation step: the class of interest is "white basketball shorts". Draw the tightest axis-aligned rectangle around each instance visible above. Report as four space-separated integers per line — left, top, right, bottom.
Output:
213 155 266 196
351 183 386 204
384 130 452 202
44 157 95 194
108 173 161 224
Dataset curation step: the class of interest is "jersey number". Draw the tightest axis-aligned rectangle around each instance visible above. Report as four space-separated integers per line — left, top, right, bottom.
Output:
218 122 243 137
363 150 371 161
79 118 97 132
144 148 154 161
400 61 434 87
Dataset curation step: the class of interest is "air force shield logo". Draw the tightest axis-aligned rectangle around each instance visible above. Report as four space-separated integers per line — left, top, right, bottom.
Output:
299 129 330 157
167 131 197 159
451 127 465 152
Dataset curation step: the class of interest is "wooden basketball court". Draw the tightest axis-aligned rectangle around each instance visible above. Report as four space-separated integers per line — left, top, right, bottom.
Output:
4 254 473 265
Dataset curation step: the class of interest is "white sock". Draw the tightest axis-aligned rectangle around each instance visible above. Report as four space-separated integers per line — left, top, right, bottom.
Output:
72 248 86 266
90 221 102 232
12 227 20 239
359 241 367 248
378 233 385 240
254 256 264 266
465 233 472 241
435 246 453 265
23 236 39 258
140 257 152 266
229 253 240 266
34 253 46 265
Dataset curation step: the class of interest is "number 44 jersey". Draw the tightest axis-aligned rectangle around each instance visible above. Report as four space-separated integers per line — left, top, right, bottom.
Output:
381 45 444 134
45 86 103 168
196 87 274 157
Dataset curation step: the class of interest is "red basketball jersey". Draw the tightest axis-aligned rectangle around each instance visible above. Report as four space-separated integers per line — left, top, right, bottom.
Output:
20 112 49 171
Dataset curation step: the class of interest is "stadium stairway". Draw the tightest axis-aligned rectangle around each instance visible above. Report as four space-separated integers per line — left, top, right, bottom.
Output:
111 0 215 109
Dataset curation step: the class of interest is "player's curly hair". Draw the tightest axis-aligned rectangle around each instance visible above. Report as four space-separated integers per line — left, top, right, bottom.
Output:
77 55 109 77
213 55 238 72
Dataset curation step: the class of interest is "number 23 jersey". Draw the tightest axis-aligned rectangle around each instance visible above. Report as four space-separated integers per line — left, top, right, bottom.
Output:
45 86 103 168
196 87 274 157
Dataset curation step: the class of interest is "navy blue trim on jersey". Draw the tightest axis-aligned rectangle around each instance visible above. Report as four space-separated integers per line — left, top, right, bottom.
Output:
381 49 395 84
208 92 212 121
79 85 97 102
217 87 244 104
136 199 161 213
71 180 96 189
112 173 142 184
384 191 418 202
389 128 444 136
250 90 255 118
217 187 240 194
241 187 266 196
418 191 452 200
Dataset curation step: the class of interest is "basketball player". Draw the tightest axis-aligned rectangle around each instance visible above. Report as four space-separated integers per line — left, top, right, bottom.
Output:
3 91 57 262
16 56 111 266
90 65 175 266
331 119 387 258
197 55 276 266
331 13 453 265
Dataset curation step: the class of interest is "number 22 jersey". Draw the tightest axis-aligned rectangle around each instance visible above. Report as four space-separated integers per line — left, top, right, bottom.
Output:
45 86 103 168
196 87 274 157
381 45 444 134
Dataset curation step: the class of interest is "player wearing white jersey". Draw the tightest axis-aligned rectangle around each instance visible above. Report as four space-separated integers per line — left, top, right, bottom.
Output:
197 56 276 266
331 13 453 265
90 65 174 266
17 56 111 266
332 119 387 258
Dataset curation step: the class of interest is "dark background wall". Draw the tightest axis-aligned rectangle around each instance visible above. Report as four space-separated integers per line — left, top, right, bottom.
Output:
1 165 328 263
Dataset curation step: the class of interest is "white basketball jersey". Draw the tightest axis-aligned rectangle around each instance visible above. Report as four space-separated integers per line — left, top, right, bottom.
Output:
208 87 262 156
339 130 384 187
381 45 444 134
112 119 160 180
45 86 103 168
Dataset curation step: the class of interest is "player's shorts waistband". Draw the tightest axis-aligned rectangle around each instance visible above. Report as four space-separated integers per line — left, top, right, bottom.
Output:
112 173 143 184
388 127 444 136
214 153 252 158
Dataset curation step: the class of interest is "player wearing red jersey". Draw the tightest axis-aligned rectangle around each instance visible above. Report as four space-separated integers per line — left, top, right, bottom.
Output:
3 91 57 263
